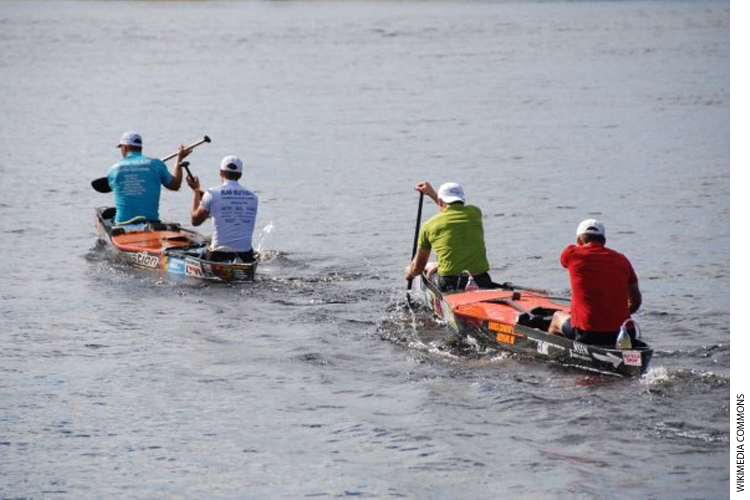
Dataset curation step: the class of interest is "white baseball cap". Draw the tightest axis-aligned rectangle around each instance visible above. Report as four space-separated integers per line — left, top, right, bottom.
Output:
437 182 465 204
220 155 243 173
576 219 606 237
117 131 142 148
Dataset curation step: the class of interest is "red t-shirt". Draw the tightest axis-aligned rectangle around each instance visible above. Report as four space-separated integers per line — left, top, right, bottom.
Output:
561 243 638 332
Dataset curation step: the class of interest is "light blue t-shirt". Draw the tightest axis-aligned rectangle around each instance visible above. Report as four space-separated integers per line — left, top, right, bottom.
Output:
107 153 173 224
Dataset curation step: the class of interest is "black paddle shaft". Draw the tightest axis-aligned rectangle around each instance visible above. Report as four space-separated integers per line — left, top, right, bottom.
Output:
406 192 425 291
179 161 193 178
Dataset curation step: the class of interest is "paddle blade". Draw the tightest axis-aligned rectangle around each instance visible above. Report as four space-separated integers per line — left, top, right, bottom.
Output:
91 177 111 193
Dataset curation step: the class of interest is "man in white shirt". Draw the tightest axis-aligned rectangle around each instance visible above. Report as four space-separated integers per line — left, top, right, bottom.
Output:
186 155 259 262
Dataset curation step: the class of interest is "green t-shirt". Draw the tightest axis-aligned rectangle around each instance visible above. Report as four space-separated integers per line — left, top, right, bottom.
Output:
418 204 490 277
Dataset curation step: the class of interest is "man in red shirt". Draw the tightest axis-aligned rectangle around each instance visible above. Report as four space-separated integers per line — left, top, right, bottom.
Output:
548 219 642 346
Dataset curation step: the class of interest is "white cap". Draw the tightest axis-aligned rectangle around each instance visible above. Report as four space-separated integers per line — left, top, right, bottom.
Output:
220 155 243 173
576 219 606 237
117 131 142 148
437 182 465 204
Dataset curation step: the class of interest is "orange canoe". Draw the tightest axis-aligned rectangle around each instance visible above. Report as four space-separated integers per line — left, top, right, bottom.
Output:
95 207 258 282
417 274 652 377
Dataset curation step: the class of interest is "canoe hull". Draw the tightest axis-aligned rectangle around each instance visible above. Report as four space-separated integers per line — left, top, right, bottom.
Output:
95 207 257 282
418 275 652 377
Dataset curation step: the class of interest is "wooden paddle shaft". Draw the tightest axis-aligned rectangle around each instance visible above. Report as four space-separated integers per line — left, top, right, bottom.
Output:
161 135 211 162
91 136 211 193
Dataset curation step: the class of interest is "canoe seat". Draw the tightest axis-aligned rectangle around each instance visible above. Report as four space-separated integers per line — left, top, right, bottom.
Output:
517 307 559 330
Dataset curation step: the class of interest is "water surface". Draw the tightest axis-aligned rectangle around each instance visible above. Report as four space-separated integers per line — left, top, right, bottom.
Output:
0 0 729 497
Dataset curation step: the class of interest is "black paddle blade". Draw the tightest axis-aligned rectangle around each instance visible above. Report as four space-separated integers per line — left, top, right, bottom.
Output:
203 135 211 144
91 177 111 193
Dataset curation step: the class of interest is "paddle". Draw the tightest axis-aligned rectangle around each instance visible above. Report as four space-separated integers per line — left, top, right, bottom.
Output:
406 192 425 299
497 281 550 295
494 281 570 302
179 161 193 178
91 135 212 193
181 161 205 198
91 176 112 193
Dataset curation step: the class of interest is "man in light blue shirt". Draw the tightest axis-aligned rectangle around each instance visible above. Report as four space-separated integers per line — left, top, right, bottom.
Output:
107 131 188 225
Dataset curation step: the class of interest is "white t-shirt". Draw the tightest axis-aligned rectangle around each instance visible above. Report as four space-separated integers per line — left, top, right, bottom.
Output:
200 180 258 252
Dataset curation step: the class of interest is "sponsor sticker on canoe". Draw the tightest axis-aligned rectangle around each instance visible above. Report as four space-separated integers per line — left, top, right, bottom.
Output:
167 258 186 275
592 351 623 367
486 321 516 344
533 339 565 355
622 351 642 366
536 340 551 355
572 342 589 356
127 251 159 269
185 258 204 278
487 321 515 335
228 268 246 280
496 332 516 345
214 265 249 281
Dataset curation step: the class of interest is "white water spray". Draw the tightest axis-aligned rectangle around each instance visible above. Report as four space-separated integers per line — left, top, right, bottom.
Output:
255 221 275 253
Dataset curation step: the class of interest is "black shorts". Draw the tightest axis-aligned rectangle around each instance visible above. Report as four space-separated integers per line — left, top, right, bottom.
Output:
206 248 255 263
437 272 493 292
561 319 618 346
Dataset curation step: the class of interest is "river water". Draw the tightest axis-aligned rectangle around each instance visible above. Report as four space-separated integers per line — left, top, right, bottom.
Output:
0 0 730 498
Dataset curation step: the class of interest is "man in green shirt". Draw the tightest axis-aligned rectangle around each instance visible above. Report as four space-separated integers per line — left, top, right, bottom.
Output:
404 181 492 292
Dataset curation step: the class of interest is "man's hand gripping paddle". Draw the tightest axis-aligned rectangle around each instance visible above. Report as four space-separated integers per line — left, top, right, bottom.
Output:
91 135 211 193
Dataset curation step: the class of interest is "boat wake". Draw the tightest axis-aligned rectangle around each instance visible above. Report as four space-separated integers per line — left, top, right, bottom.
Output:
376 294 498 362
639 365 729 388
656 343 729 362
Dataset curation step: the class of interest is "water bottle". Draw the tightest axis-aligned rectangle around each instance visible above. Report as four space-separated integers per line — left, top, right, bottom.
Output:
464 273 478 292
615 320 634 349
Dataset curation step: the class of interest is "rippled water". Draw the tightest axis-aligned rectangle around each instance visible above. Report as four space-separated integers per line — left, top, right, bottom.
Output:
0 0 729 497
